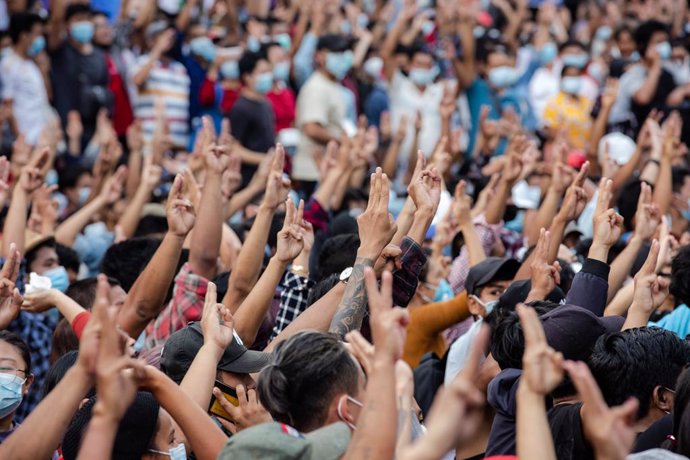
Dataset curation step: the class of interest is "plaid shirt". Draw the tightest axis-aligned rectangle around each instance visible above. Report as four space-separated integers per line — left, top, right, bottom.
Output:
270 271 314 341
144 263 209 350
394 236 427 308
0 258 57 423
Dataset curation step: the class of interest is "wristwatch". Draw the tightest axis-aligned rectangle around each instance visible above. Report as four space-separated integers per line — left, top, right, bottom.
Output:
339 267 353 284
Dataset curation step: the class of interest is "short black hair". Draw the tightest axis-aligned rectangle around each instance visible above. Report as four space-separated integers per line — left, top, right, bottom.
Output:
673 167 690 193
558 39 587 53
306 273 340 306
0 330 31 375
670 368 690 455
64 3 92 22
9 12 43 44
56 243 80 274
101 237 162 292
634 20 669 55
238 50 267 82
57 166 89 193
43 350 79 397
25 238 56 271
588 327 689 419
66 277 121 311
616 180 643 233
671 245 690 306
317 234 359 281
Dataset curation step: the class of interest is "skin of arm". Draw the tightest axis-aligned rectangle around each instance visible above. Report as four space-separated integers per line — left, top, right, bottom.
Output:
190 161 223 280
391 199 416 247
653 141 673 215
484 176 513 225
407 208 435 245
2 187 29 258
219 224 242 272
125 130 143 201
381 133 404 179
379 4 411 81
116 163 160 239
329 256 374 339
451 15 477 90
526 186 561 247
302 122 338 145
47 0 68 51
22 289 86 324
604 281 634 316
459 218 487 268
632 61 662 106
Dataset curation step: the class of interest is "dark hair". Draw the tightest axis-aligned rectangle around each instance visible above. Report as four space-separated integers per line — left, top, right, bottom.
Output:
134 215 169 238
257 331 360 432
560 65 582 77
238 50 267 82
671 245 690 306
0 331 31 375
673 167 690 193
64 3 92 22
634 20 669 55
616 180 644 233
588 327 689 419
57 166 88 193
25 238 56 273
317 234 359 281
614 25 634 41
56 243 80 274
50 318 80 364
66 277 121 310
307 273 340 306
558 39 587 53
668 369 690 455
43 350 79 397
100 237 162 292
9 12 43 44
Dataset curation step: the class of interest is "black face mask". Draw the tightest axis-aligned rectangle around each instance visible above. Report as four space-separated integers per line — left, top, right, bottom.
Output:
503 204 518 223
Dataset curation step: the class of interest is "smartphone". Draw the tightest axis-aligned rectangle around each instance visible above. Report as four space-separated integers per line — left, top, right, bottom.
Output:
208 380 239 421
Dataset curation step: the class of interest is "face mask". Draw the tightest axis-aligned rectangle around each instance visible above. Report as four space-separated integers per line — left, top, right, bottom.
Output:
273 33 292 50
79 187 91 205
70 21 94 44
433 279 454 302
0 48 9 60
43 266 69 293
254 72 273 94
220 61 239 80
656 41 672 61
337 395 363 430
471 295 498 315
561 76 582 95
325 51 353 80
595 26 613 41
421 20 435 36
158 0 182 15
189 37 216 62
28 36 45 57
340 20 352 35
149 443 187 460
488 66 519 88
539 42 558 65
357 13 369 30
363 56 383 79
683 197 690 221
247 36 261 53
409 65 439 86
273 61 290 82
629 51 641 62
0 373 24 418
588 62 607 83
561 53 588 69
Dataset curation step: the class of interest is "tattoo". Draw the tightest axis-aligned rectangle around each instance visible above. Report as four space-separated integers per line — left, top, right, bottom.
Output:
329 257 374 339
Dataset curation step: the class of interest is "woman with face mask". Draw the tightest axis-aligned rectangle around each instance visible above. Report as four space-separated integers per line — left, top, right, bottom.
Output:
542 65 594 150
0 331 33 445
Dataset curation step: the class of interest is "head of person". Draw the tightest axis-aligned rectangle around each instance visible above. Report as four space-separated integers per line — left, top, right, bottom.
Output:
478 41 519 90
560 65 584 97
670 244 690 306
65 3 95 46
43 350 79 396
614 25 637 59
0 331 32 423
588 327 689 428
673 167 690 219
316 34 354 81
238 50 273 95
57 165 92 208
25 235 70 292
55 243 80 284
559 40 589 70
101 237 163 292
8 12 44 57
66 277 126 311
91 10 113 48
62 392 183 460
258 331 364 433
415 253 454 305
405 41 439 88
317 234 360 281
187 21 216 64
266 42 291 84
145 20 175 57
465 258 520 318
635 20 671 63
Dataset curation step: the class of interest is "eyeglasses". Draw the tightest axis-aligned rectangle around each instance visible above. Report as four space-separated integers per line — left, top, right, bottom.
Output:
0 367 27 379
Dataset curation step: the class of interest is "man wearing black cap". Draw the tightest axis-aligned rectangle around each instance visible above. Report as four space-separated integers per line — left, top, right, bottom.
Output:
444 257 519 385
294 34 354 190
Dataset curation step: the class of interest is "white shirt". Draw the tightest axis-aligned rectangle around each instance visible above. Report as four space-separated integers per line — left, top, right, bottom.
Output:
0 49 51 144
444 317 485 386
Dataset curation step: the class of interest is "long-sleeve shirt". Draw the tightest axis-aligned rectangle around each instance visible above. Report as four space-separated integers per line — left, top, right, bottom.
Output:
270 271 314 341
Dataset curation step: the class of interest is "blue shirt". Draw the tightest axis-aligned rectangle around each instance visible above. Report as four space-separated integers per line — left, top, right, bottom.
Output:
649 304 690 338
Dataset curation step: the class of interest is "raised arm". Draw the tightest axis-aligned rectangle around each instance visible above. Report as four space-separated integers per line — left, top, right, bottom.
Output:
132 30 175 87
117 175 196 338
485 140 523 224
451 3 478 90
623 240 670 329
380 1 415 81
117 155 162 239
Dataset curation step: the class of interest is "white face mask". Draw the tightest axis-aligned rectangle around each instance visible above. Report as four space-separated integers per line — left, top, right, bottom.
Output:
471 295 498 315
149 443 186 460
337 396 363 430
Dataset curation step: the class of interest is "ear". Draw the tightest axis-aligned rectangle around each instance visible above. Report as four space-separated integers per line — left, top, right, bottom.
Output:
22 374 35 396
78 398 90 410
467 296 486 317
336 394 356 424
654 385 674 413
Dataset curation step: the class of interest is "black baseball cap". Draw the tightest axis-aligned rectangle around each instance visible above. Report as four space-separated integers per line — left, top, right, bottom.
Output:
465 257 521 296
497 279 566 311
317 34 354 52
161 322 271 383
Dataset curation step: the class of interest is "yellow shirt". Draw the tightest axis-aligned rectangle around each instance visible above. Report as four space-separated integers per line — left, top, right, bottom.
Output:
543 92 594 150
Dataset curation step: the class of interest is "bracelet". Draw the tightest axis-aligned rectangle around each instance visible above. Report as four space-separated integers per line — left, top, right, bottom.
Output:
290 265 309 277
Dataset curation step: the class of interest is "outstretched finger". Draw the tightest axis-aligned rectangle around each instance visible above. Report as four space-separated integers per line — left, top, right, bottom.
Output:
170 174 184 199
517 303 547 348
273 144 286 172
573 161 589 187
205 282 218 309
296 199 305 225
454 180 466 201
284 197 295 227
595 178 612 215
640 239 660 275
380 172 391 212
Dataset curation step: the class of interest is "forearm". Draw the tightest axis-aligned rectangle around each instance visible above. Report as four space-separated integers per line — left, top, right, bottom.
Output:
132 55 159 87
633 66 662 106
330 168 354 210
224 205 275 310
391 199 416 246
526 189 560 246
349 166 368 188
666 84 690 106
77 410 118 460
588 105 612 175
117 232 185 337
407 208 435 246
622 304 652 330
607 235 643 303
3 188 29 257
516 387 557 460
53 291 87 324
233 257 288 346
313 167 346 212
117 186 152 239
329 254 375 339
485 180 511 224
0 366 91 460
55 196 106 247
180 344 222 410
237 147 267 166
126 149 143 201
225 183 262 220
219 224 241 272
611 148 641 196
653 156 672 215
68 135 81 157
382 139 403 178
303 123 336 144
190 172 222 280
460 222 488 267
604 282 634 317
546 216 568 263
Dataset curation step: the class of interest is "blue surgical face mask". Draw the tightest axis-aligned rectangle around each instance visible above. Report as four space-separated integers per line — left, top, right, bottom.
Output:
595 25 613 41
70 21 95 44
0 48 9 60
189 36 216 62
433 279 454 302
273 33 292 50
488 66 519 88
539 42 558 65
0 373 25 418
28 36 45 57
561 76 582 95
247 36 261 53
43 266 70 293
150 443 187 460
683 198 690 220
220 61 239 80
273 61 290 82
325 51 353 80
656 41 672 61
629 51 641 62
421 20 435 36
472 295 498 316
254 72 273 94
561 53 589 69
79 187 91 205
340 20 352 35
363 56 383 79
409 65 439 86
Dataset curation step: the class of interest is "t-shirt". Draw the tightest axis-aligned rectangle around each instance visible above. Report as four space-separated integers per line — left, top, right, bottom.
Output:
609 64 676 127
649 304 690 338
267 86 296 133
230 94 276 184
0 50 51 143
543 92 594 150
295 71 348 181
548 402 594 460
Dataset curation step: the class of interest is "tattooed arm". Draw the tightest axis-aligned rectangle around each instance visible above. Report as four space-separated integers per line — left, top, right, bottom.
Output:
329 257 375 338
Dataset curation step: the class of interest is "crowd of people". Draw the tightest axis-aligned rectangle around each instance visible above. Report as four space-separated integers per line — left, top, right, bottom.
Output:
3 0 690 459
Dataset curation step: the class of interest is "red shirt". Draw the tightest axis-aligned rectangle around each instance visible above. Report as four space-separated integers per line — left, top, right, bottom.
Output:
199 78 241 115
266 86 296 133
106 55 134 136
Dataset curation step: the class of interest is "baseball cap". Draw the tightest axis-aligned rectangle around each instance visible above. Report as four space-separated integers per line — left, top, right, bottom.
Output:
317 34 353 52
541 305 624 362
564 221 583 238
598 132 636 166
217 422 351 460
465 258 521 296
497 279 566 310
161 322 271 383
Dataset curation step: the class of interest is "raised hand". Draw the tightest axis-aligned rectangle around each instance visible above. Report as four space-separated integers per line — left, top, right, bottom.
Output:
19 148 50 194
275 198 304 264
518 304 564 395
373 244 403 276
564 360 638 460
99 166 127 205
592 178 624 248
200 282 235 356
557 162 589 222
408 164 442 215
357 168 398 260
365 268 409 363
141 154 163 192
346 330 375 375
0 243 22 330
221 155 242 201
262 145 291 211
632 182 661 241
452 180 473 228
529 229 561 299
166 174 196 238
631 240 669 316
211 384 272 433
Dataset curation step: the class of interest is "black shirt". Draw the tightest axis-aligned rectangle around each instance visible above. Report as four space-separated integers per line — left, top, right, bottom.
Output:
548 402 595 460
230 94 276 185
